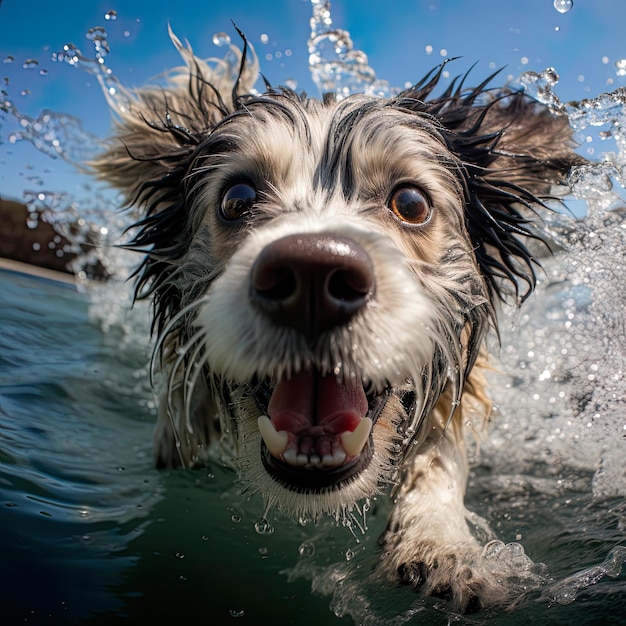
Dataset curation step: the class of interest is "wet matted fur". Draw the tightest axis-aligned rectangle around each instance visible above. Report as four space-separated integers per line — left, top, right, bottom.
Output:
93 32 584 611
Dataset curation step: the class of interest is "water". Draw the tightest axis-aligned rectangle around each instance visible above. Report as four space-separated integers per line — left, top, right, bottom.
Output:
1 1 626 624
308 0 397 98
554 0 574 15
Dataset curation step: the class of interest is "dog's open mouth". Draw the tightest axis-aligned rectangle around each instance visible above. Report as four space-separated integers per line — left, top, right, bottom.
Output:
254 369 392 492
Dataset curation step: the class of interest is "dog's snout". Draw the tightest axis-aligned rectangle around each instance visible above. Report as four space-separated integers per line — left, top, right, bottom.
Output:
249 233 375 339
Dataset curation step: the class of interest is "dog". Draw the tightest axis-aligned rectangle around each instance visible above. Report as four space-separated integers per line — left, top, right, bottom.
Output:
93 31 583 611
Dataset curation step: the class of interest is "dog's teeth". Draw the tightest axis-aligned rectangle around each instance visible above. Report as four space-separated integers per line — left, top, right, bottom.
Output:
332 441 347 465
321 449 346 467
283 443 298 464
340 417 373 457
257 415 288 457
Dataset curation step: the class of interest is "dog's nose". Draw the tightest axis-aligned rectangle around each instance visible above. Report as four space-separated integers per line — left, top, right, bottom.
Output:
249 233 375 340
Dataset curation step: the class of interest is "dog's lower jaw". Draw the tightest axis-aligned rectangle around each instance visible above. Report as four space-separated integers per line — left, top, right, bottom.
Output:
234 389 407 521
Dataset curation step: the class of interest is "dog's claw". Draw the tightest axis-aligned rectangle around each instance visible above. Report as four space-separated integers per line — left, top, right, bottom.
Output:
258 415 289 457
340 417 372 457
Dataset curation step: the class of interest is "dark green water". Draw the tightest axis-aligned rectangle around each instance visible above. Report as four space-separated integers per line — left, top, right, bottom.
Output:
1 269 624 625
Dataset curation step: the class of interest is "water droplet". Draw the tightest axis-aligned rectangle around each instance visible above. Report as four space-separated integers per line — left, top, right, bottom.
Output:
345 548 355 561
543 67 560 85
254 518 274 534
86 26 107 41
298 541 315 557
22 59 39 70
284 78 298 90
212 32 231 47
104 10 117 20
260 33 269 44
553 0 573 13
231 513 241 524
3 55 14 64
615 59 626 77
229 609 245 618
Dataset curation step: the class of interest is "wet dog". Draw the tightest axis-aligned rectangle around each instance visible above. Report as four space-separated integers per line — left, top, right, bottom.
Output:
93 33 582 610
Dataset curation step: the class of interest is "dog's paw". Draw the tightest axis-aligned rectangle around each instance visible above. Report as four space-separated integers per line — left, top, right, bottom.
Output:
394 549 487 612
386 540 549 612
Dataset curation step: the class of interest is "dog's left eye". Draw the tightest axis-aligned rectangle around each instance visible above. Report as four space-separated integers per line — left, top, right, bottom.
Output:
220 183 257 221
387 186 432 225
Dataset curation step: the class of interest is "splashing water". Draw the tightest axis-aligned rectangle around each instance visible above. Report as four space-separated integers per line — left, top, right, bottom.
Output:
50 26 131 116
517 67 626 183
308 0 397 97
542 546 626 605
4 106 101 165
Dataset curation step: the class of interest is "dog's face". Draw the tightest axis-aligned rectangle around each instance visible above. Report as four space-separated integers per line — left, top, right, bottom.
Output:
189 94 487 516
94 40 581 520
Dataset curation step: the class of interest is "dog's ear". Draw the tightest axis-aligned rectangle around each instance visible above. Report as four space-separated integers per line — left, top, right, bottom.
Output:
91 31 257 321
398 68 585 302
92 30 257 208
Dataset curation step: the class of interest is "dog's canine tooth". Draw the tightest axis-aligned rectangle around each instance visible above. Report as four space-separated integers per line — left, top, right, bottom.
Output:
340 417 373 457
257 415 289 457
283 443 298 464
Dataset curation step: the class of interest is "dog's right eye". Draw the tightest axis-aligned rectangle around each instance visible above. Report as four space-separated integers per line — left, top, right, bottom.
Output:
219 183 257 222
387 185 432 226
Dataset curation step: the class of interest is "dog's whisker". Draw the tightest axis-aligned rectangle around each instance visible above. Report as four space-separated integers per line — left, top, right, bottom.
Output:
150 296 208 386
165 326 208 442
181 334 210 434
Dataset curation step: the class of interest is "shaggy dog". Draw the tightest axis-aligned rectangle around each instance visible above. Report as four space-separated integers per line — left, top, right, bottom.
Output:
93 33 583 610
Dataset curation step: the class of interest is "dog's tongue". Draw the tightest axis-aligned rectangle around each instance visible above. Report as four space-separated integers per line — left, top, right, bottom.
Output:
268 369 367 435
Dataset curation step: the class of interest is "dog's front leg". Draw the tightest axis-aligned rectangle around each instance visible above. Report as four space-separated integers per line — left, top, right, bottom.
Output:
378 424 492 610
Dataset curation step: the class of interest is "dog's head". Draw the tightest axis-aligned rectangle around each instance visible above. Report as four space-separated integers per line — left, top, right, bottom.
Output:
94 35 582 519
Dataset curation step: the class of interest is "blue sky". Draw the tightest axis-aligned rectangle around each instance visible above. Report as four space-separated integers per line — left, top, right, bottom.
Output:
1 0 626 201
